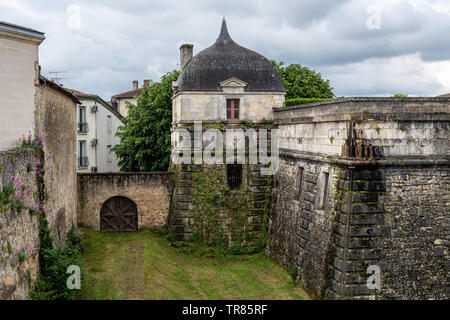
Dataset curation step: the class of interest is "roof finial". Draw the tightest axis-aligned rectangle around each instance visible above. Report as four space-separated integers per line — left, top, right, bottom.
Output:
217 17 232 42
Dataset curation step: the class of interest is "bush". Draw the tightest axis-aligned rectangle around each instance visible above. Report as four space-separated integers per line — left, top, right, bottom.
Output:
68 227 84 248
284 98 334 107
30 245 81 300
30 218 82 300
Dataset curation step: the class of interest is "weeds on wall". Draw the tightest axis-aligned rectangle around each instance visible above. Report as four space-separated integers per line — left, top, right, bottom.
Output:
188 166 260 256
30 220 82 300
0 131 81 300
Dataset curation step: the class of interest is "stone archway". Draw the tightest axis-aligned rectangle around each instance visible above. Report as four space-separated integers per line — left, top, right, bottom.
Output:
100 196 138 232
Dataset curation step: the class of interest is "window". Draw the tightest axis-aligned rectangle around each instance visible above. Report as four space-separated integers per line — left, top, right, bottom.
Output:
107 145 112 163
226 99 240 120
106 115 112 134
321 172 329 210
78 141 88 167
227 164 242 189
78 107 88 133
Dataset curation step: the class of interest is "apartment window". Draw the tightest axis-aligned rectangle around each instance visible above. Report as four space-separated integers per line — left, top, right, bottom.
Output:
107 145 112 163
226 99 240 120
78 107 88 133
321 172 329 210
78 141 88 168
106 115 112 134
227 164 242 189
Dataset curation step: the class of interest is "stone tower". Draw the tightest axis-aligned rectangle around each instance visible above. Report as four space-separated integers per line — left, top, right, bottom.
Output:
169 19 285 251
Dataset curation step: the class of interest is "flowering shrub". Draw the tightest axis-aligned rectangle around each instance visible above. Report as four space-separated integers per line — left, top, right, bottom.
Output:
6 176 49 216
17 131 45 151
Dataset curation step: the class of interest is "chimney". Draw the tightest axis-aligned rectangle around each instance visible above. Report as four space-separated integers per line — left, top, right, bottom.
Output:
133 80 138 90
180 44 193 72
143 80 150 87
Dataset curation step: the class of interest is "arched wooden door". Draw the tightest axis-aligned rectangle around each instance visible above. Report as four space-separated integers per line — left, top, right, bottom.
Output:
100 196 138 232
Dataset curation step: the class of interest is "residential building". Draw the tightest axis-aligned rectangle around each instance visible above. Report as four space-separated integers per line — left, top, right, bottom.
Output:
0 21 45 151
111 79 150 117
68 89 124 173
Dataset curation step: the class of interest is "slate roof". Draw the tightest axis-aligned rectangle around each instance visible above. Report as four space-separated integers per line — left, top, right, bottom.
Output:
176 19 285 93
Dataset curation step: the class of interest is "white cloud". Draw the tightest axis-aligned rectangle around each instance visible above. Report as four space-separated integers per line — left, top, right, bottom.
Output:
1 0 449 99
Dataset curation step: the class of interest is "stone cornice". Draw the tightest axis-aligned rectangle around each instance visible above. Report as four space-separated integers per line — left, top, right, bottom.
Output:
279 148 450 167
0 27 45 45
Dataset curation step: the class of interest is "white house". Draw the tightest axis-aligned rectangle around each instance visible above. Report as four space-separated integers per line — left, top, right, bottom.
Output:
68 89 124 173
111 79 150 117
0 21 45 150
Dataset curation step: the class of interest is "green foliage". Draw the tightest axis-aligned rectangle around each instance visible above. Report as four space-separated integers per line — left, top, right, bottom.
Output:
0 183 15 211
392 93 408 98
30 216 82 300
113 70 180 172
272 61 334 99
290 266 299 286
31 245 81 300
284 98 334 107
68 227 85 248
19 250 28 263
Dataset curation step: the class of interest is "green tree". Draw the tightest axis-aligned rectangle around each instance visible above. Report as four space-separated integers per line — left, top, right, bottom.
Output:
272 61 334 99
113 70 180 172
392 93 408 98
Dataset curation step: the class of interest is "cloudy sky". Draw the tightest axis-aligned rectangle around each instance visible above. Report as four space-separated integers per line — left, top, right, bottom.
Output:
2 0 450 100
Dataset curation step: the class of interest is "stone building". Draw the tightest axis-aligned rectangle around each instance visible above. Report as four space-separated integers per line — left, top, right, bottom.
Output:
68 89 124 173
111 79 150 117
168 19 449 300
169 19 285 247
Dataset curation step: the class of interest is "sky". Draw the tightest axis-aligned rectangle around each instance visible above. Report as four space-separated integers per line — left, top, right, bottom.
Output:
2 0 450 100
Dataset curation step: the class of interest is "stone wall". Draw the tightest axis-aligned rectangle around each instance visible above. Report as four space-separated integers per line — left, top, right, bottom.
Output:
77 173 172 231
268 98 449 300
35 80 78 244
0 149 40 300
381 166 449 299
169 162 272 246
267 155 338 297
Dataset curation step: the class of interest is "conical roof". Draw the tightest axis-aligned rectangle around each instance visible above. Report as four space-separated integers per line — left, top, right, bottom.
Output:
177 19 285 92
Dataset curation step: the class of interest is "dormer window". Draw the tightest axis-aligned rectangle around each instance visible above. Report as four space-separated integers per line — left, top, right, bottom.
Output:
227 99 240 120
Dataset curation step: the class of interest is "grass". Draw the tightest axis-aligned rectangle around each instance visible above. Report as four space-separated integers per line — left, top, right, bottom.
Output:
78 228 310 300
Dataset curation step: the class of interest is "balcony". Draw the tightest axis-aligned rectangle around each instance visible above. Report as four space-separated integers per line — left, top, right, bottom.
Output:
78 122 89 134
78 156 89 168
